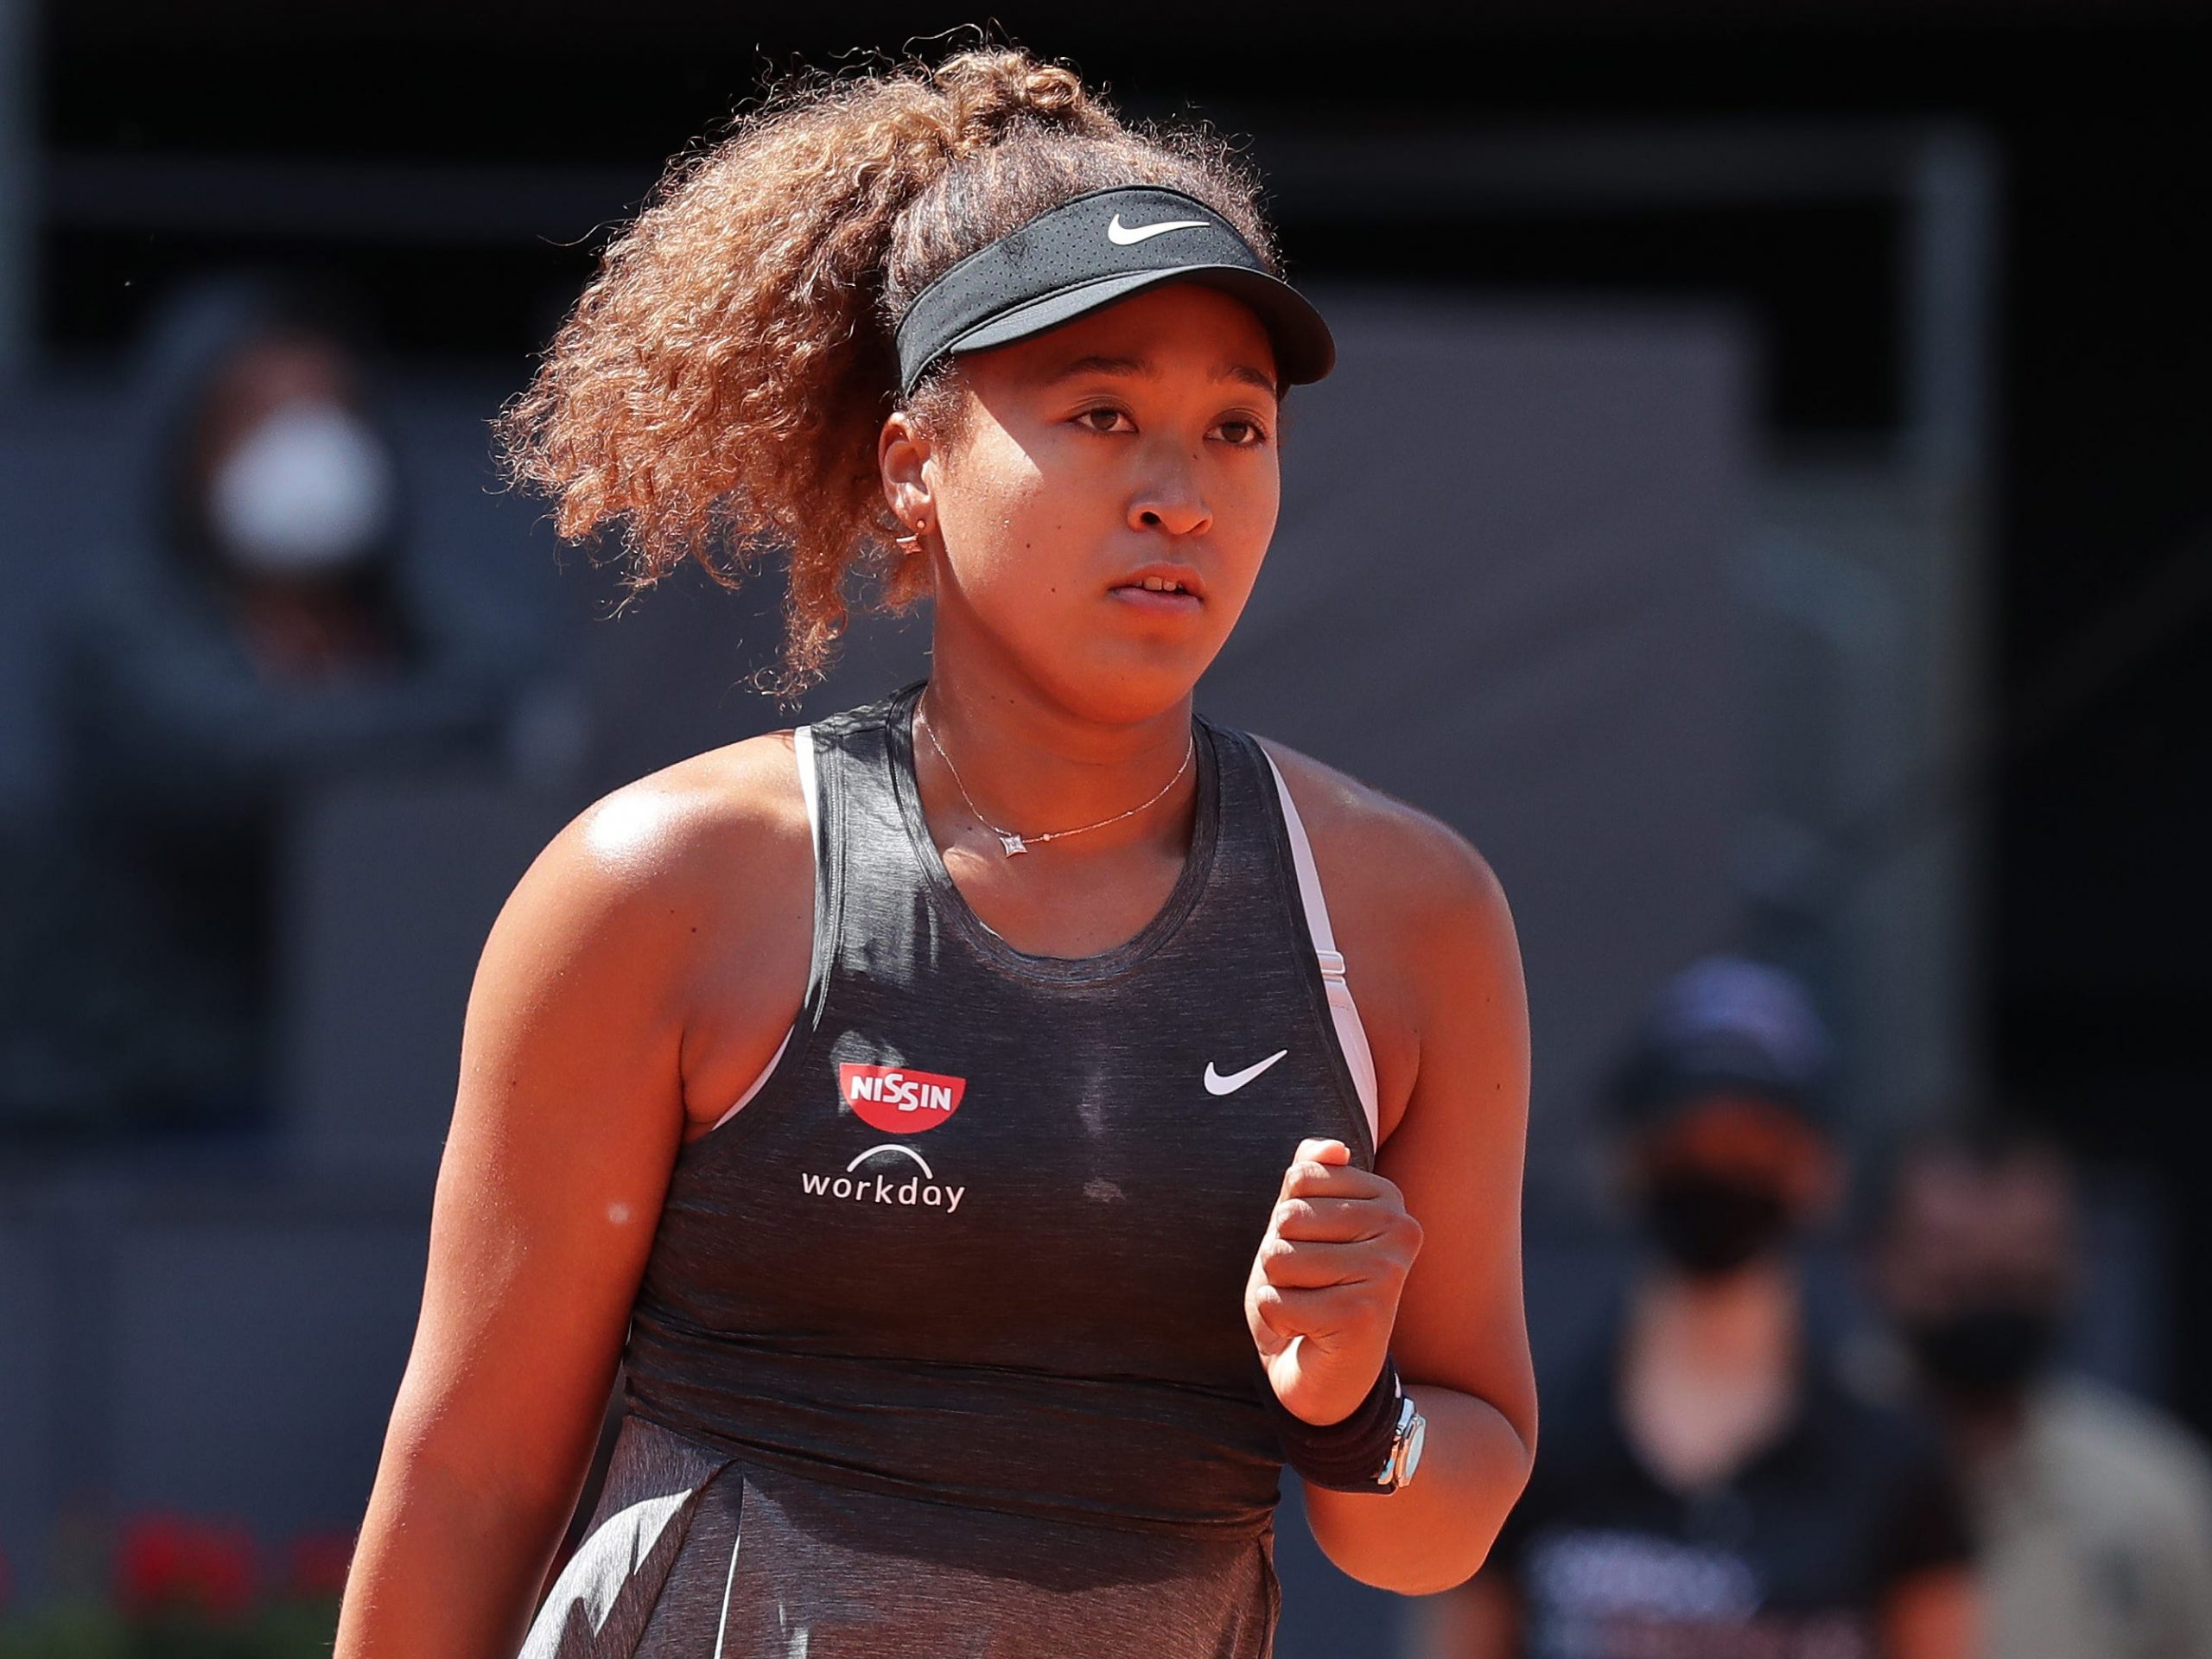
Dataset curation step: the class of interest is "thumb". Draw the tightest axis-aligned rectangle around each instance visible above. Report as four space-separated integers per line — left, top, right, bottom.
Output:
1294 1137 1351 1168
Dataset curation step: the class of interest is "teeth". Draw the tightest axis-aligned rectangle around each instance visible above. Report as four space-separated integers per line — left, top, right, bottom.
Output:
1139 576 1186 593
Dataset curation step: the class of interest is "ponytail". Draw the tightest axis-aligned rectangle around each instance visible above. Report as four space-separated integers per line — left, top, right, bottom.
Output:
493 41 1281 697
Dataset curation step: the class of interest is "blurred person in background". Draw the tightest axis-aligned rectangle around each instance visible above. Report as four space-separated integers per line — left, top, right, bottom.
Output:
1426 956 1978 1659
1869 1121 2212 1659
0 270 533 1136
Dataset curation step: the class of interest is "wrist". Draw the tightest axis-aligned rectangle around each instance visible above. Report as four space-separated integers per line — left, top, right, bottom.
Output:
1261 1354 1411 1492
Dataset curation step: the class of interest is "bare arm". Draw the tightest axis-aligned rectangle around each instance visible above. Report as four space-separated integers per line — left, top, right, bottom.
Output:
334 739 808 1656
1250 747 1539 1595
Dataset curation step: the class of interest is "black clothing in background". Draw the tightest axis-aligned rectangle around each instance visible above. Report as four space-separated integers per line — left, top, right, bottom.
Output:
1484 1316 1973 1659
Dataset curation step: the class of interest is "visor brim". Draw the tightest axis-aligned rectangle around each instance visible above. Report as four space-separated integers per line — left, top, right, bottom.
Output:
941 264 1335 388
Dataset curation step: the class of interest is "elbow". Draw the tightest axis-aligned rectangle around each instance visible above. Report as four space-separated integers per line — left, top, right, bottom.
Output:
1306 1491 1516 1598
1301 1383 1539 1594
1379 1553 1495 1599
1317 1520 1493 1598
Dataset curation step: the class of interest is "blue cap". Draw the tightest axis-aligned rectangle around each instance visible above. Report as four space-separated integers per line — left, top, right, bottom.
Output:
1611 956 1834 1130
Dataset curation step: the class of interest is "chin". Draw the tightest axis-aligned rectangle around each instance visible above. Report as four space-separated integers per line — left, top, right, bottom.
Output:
1021 642 1217 726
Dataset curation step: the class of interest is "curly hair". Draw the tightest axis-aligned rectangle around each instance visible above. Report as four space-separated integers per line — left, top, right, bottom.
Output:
491 39 1287 698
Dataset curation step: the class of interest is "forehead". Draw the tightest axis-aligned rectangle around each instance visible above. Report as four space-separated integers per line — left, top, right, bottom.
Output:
956 282 1280 393
1638 1090 1825 1159
1894 1151 2074 1240
205 333 350 414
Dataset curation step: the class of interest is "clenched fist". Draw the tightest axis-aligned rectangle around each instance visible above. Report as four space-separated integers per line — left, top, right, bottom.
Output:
1245 1137 1423 1426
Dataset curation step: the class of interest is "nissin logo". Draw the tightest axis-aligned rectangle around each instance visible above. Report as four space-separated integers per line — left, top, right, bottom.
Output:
838 1063 966 1135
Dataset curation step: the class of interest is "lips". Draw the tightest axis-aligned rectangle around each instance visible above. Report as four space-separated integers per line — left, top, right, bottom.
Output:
1108 563 1205 607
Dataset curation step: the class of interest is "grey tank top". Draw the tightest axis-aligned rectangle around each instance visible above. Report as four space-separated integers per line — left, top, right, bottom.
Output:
619 679 1376 1562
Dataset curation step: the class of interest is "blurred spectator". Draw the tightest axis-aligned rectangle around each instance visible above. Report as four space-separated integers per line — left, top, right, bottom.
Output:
1868 1122 2212 1659
0 270 533 1136
1424 957 1977 1659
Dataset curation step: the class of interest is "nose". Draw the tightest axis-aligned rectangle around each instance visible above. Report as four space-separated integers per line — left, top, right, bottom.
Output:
1128 442 1212 537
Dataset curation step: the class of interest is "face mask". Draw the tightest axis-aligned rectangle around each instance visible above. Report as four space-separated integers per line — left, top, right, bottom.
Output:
1902 1303 2061 1401
1640 1168 1795 1278
206 399 395 578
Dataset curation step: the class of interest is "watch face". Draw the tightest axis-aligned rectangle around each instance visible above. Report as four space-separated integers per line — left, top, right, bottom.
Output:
1400 1414 1427 1485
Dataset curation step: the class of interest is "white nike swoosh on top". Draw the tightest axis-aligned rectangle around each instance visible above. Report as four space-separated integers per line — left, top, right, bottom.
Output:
1108 213 1212 245
1204 1050 1290 1096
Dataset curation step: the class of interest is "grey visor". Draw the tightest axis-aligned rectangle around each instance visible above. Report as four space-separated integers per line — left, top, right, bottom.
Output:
892 184 1336 396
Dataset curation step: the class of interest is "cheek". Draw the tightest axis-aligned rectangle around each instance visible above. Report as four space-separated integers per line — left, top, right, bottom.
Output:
936 436 1063 577
943 485 1074 611
1222 468 1281 580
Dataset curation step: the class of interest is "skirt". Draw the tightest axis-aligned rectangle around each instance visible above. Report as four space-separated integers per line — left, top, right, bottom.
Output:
518 1414 1283 1658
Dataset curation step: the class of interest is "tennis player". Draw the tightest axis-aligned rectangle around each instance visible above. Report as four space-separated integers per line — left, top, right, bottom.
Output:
334 42 1535 1659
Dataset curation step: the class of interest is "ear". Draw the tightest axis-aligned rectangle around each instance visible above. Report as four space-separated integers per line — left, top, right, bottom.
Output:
878 408 936 533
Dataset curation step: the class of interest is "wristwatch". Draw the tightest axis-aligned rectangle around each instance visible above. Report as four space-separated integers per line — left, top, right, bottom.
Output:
1374 1382 1427 1491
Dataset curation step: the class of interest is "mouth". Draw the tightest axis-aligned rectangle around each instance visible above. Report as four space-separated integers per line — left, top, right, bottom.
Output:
1108 565 1205 610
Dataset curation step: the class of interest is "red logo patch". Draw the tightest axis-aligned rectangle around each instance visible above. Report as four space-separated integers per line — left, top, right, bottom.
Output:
838 1063 968 1135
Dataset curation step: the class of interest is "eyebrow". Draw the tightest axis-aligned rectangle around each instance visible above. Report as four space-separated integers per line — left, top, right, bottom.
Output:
1045 353 1281 397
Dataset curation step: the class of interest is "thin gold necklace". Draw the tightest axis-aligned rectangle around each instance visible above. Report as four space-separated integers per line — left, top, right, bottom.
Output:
916 696 1195 858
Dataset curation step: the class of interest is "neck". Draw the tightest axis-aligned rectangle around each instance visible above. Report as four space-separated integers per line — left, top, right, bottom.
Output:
914 626 1198 857
1930 1384 2034 1467
1627 1255 1802 1377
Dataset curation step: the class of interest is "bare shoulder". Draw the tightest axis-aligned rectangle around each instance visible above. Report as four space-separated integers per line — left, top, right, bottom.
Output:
1256 734 1530 1123
1253 736 1516 952
490 728 813 1002
1252 734 1527 1147
560 728 811 895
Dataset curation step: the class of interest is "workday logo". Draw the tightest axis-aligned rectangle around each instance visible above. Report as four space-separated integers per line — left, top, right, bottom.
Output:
801 1142 967 1215
839 1062 966 1135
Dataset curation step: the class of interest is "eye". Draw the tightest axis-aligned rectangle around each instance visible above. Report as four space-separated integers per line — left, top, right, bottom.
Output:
1076 406 1135 435
1214 416 1270 448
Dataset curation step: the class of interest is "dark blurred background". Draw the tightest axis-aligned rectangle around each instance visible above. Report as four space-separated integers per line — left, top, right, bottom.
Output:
1 0 2206 1647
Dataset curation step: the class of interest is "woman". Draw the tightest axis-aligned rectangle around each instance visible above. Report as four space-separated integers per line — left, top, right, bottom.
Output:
335 43 1535 1658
